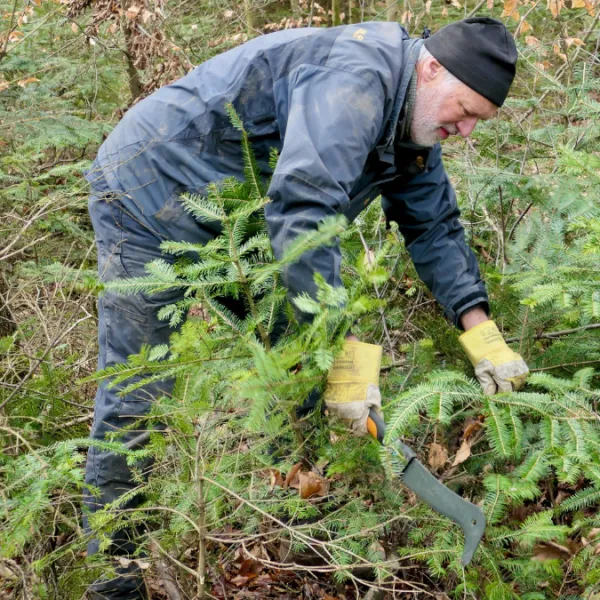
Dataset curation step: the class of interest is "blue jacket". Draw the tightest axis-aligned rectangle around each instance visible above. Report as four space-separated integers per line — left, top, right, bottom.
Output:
86 22 488 326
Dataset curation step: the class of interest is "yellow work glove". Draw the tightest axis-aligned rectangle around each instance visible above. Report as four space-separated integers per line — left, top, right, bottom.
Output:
459 320 529 395
323 341 382 437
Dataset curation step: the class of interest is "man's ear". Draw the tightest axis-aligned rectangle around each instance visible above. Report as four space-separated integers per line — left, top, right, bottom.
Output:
421 57 443 84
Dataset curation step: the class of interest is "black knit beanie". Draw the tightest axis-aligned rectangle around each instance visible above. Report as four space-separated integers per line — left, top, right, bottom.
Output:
423 17 517 107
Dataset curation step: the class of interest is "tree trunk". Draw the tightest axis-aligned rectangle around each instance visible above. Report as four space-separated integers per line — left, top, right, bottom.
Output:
244 0 254 36
125 46 142 100
332 0 341 25
386 0 397 21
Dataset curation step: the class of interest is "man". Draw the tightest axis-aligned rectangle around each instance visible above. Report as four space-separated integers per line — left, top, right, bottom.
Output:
84 17 528 598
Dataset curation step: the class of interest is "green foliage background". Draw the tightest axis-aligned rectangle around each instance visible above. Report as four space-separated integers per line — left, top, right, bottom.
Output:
0 0 599 598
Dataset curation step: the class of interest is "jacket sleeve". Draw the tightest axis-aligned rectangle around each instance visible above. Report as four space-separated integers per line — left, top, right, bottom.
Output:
381 144 489 327
265 65 385 318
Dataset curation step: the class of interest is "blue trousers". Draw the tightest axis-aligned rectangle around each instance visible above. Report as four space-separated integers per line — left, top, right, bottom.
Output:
84 178 318 598
84 182 188 599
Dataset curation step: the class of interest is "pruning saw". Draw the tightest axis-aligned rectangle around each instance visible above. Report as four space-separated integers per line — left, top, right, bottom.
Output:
366 408 486 566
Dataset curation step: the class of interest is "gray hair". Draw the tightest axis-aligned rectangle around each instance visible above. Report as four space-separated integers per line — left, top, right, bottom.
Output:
418 45 460 86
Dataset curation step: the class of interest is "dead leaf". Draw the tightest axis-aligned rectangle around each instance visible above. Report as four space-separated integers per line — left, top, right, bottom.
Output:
125 4 141 19
452 439 472 466
230 574 254 586
463 416 484 441
238 557 262 578
487 0 494 8
223 9 234 17
572 0 586 6
141 9 153 22
565 36 584 46
109 22 118 33
284 463 302 489
501 0 518 18
441 7 448 15
428 442 449 470
16 77 39 87
519 19 532 33
246 543 269 561
548 0 564 16
526 35 540 46
450 0 462 7
425 0 432 12
268 468 284 489
585 0 596 15
298 471 329 499
8 30 24 41
0 81 10 92
532 541 572 561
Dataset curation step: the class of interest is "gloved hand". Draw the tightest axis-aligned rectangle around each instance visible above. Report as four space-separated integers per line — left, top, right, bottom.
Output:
459 320 529 395
323 340 382 436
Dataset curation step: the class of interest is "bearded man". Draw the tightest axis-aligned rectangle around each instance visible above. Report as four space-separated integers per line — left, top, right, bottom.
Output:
84 17 529 599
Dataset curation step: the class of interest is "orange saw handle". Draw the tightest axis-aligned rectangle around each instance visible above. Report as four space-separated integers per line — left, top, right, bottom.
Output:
367 408 386 443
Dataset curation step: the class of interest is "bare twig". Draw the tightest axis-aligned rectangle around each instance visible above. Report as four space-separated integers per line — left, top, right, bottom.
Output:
506 322 600 344
507 201 534 241
150 541 185 600
466 0 487 18
531 359 600 372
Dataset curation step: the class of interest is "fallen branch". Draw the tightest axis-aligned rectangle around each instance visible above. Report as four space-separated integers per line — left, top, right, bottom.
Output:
506 323 600 343
531 359 600 372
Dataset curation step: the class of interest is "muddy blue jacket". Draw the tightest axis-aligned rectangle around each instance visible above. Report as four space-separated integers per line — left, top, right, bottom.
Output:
86 22 488 326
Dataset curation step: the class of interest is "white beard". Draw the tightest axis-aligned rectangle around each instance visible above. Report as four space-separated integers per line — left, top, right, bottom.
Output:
410 82 458 147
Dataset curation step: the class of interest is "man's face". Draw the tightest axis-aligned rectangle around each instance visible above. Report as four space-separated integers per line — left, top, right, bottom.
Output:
411 58 499 147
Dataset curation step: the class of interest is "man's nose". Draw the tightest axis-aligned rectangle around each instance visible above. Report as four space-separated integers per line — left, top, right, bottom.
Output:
457 117 479 138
